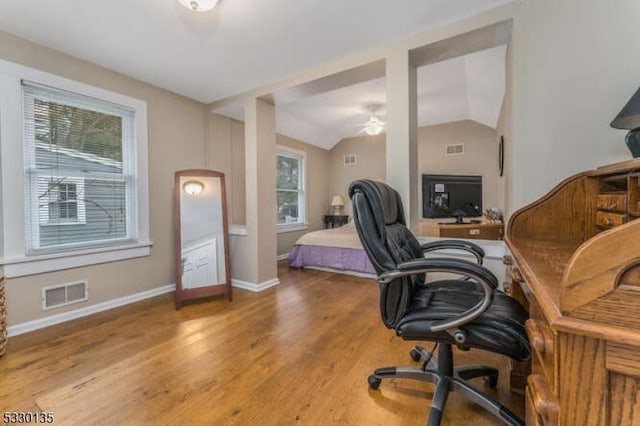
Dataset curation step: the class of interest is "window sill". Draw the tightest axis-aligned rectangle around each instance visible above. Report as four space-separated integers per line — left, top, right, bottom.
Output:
0 241 153 278
229 226 248 236
277 224 309 234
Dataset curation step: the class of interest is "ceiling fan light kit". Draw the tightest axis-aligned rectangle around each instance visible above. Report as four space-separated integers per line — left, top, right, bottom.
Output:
364 115 384 136
178 0 219 12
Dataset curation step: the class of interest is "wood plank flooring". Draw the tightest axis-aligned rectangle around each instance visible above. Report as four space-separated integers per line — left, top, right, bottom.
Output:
0 263 523 425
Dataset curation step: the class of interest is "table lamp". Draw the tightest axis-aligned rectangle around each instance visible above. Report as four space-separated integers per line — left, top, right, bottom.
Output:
330 195 344 215
611 87 640 157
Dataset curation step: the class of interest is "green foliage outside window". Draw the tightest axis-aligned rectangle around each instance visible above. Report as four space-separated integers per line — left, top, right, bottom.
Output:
34 99 123 161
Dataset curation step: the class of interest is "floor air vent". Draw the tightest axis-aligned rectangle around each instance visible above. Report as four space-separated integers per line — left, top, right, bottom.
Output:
42 280 88 310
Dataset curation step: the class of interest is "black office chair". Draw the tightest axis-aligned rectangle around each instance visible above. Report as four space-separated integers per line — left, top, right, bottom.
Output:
349 179 529 426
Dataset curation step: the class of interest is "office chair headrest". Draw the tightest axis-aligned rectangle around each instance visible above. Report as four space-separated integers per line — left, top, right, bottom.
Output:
348 179 406 227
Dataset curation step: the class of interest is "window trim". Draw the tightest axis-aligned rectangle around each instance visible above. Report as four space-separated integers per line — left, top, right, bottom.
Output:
276 145 307 229
0 59 150 278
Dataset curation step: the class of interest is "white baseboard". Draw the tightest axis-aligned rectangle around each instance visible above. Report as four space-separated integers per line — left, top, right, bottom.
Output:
276 253 289 261
7 275 284 337
7 283 175 337
232 278 280 292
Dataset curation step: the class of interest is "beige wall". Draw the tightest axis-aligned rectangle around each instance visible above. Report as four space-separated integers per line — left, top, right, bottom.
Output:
0 31 209 326
496 43 512 217
207 115 246 225
245 99 278 283
509 0 640 212
418 120 499 216
328 121 500 218
206 114 330 257
328 133 387 218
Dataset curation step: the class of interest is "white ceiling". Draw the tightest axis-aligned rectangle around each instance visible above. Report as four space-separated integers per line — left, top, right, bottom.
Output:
214 45 507 150
0 0 510 103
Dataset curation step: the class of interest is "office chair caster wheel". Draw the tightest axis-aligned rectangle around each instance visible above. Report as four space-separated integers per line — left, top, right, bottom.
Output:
409 348 422 362
368 375 382 390
483 374 499 388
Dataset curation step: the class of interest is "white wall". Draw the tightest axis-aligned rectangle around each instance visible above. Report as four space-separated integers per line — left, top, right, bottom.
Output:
510 0 640 212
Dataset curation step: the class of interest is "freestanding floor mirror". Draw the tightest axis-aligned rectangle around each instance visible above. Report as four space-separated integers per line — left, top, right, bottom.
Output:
174 169 232 309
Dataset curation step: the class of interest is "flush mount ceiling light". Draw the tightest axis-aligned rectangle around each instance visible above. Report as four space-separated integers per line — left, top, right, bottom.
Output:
364 115 385 136
178 0 220 12
183 180 204 195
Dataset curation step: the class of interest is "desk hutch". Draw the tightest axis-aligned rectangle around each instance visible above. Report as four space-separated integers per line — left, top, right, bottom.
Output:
506 158 640 425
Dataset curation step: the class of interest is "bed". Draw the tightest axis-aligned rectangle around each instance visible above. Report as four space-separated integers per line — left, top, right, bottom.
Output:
287 222 507 284
287 222 375 276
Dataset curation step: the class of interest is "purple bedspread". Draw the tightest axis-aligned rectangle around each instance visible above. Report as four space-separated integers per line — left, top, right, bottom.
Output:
288 244 375 274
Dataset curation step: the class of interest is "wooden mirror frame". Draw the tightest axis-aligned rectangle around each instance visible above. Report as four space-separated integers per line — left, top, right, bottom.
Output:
174 169 232 309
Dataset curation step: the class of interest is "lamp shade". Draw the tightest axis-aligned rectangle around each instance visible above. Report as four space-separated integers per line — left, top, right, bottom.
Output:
330 195 345 207
611 87 640 130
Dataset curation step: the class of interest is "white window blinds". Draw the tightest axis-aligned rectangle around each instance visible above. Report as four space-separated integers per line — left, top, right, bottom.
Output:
276 151 305 226
22 81 137 253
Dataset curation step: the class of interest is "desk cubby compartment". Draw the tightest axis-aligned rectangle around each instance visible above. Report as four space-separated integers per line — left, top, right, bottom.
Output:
598 173 627 193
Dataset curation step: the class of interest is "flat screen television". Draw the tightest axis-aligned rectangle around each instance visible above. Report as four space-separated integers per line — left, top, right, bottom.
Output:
422 174 482 218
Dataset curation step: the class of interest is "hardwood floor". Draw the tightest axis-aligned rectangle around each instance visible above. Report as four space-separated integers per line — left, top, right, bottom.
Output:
0 263 523 425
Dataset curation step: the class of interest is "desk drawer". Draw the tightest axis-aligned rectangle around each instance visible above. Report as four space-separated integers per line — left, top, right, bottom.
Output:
526 302 556 391
595 211 627 228
438 225 503 240
596 194 626 212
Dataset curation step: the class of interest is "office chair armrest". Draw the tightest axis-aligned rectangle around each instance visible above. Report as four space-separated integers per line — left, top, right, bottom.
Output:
378 257 497 333
420 239 485 264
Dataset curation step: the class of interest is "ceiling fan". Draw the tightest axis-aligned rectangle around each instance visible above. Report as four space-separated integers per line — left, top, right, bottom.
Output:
357 105 386 136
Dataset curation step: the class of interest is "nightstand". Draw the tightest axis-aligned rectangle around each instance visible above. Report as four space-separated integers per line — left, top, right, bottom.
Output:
323 215 349 228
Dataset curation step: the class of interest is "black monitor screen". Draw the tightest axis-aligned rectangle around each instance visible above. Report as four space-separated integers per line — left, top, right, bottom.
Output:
422 174 482 218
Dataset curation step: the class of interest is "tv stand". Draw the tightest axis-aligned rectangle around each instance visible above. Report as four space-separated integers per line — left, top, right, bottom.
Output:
418 220 503 240
438 219 482 225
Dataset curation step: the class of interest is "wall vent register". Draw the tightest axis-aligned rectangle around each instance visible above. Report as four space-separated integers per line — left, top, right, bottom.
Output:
343 155 357 165
42 280 88 310
446 144 464 155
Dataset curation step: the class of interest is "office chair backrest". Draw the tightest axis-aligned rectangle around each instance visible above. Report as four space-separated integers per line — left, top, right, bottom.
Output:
349 179 424 328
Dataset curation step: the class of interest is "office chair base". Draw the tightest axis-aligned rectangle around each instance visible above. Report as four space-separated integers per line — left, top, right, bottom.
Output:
367 345 523 426
409 345 498 387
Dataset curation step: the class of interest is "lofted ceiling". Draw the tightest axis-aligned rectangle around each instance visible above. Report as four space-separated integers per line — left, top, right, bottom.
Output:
214 45 508 150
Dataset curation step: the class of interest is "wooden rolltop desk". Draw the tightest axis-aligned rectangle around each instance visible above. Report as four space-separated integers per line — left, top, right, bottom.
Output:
505 158 640 425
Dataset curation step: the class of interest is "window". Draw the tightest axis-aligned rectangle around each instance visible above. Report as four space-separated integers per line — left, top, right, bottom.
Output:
0 60 150 277
23 81 135 252
276 148 305 227
39 177 86 225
